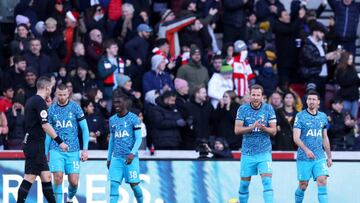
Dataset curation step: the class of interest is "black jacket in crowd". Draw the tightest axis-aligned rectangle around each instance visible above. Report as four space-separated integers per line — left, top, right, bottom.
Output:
5 108 25 149
274 108 297 151
86 112 107 150
183 98 215 149
299 37 327 78
273 18 301 70
328 110 354 150
214 103 241 150
148 98 183 149
223 0 253 28
41 31 67 72
335 66 360 101
24 51 51 77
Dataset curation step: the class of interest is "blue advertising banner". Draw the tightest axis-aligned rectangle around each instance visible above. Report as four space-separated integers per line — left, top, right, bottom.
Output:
1 160 359 203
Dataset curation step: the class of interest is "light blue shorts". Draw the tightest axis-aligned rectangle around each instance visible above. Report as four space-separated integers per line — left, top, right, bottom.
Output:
297 159 329 181
49 150 80 174
108 156 140 184
240 152 272 177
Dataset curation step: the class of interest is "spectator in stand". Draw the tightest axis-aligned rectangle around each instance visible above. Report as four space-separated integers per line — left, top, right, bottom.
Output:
2 55 27 90
5 99 25 150
63 10 86 64
327 0 360 56
231 40 256 97
255 0 285 25
24 38 51 76
208 64 234 108
113 74 143 111
328 97 356 151
71 65 98 96
174 78 190 116
68 42 89 74
214 90 241 150
248 39 267 73
148 91 185 150
256 61 278 98
86 87 109 119
335 52 360 119
23 69 37 101
183 85 214 149
86 29 104 74
299 21 339 98
152 38 177 75
269 91 283 110
114 3 142 45
273 91 298 150
273 8 304 85
41 17 67 73
9 24 33 55
179 20 212 59
157 8 196 57
208 54 222 78
82 99 107 150
0 87 14 113
124 23 152 90
206 137 233 159
84 5 109 37
177 45 209 94
143 55 174 96
222 43 234 64
98 39 124 106
223 0 253 44
0 112 8 150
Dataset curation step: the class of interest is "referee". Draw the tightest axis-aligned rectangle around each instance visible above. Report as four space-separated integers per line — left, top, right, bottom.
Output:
17 76 68 203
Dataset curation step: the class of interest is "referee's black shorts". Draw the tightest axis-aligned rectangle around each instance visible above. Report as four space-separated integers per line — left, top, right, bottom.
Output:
23 141 49 175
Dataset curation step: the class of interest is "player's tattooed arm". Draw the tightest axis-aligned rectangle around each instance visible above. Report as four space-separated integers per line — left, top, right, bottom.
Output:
293 128 315 159
322 129 332 167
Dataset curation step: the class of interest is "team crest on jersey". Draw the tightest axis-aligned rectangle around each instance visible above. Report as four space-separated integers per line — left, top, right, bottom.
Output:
40 110 48 118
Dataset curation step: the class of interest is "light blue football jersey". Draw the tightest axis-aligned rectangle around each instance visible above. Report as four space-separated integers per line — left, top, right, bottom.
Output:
108 112 141 158
236 102 276 155
294 110 328 161
48 101 85 152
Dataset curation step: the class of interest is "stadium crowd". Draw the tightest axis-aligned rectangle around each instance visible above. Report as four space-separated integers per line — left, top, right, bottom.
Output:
0 0 360 153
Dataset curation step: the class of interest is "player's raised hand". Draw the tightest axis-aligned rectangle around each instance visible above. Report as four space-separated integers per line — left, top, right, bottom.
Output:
305 149 315 159
327 158 333 167
107 160 111 169
81 150 88 162
126 153 135 165
59 142 69 152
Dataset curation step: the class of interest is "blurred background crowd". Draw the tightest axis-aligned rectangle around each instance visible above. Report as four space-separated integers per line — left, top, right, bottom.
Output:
0 0 360 157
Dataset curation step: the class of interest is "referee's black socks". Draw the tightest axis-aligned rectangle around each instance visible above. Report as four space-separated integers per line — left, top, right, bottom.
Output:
42 181 56 203
17 180 32 203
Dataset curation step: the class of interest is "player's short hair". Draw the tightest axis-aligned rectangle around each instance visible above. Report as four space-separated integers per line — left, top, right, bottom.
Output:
114 94 133 110
306 90 320 99
36 76 52 90
56 83 68 91
250 84 264 94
